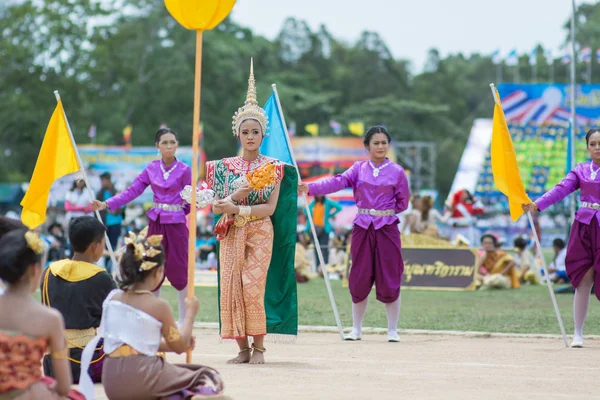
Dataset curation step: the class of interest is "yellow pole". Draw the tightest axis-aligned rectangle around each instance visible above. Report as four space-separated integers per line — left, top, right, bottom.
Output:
186 29 203 363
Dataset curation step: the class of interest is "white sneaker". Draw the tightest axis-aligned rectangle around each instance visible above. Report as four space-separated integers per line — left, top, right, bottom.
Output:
388 333 400 343
571 337 584 348
344 332 361 341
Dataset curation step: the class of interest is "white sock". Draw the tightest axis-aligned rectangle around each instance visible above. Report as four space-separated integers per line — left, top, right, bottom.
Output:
177 286 188 327
351 298 368 336
385 296 401 336
573 271 594 340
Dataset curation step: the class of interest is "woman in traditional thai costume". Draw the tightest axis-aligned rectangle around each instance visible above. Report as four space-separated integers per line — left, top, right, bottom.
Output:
523 128 600 348
0 229 84 399
475 234 520 289
206 60 298 364
79 228 228 400
92 128 191 326
299 125 410 342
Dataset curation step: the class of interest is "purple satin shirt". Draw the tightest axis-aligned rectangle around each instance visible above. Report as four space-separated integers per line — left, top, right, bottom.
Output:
106 159 191 224
308 160 410 230
536 162 600 226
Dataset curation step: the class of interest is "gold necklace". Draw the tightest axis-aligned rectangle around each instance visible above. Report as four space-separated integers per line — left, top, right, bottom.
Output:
131 289 153 295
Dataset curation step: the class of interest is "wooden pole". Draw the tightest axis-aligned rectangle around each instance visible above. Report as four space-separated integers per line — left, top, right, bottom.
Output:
186 29 203 363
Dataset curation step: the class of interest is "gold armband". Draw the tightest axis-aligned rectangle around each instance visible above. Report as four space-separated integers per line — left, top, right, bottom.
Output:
166 325 181 343
50 347 68 360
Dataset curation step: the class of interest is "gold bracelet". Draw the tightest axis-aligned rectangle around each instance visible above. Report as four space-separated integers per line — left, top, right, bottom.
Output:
239 205 251 216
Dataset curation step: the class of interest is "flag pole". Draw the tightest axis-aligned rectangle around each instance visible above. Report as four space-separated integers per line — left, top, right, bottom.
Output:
184 29 204 364
271 84 345 340
570 0 577 222
489 84 568 347
53 91 119 273
527 211 569 347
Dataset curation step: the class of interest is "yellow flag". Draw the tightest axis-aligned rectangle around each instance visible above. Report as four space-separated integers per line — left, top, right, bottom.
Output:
20 100 81 229
348 122 364 136
305 123 319 136
491 89 531 221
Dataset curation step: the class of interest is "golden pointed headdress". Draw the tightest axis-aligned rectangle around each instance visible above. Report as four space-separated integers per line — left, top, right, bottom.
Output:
122 226 163 272
232 58 269 136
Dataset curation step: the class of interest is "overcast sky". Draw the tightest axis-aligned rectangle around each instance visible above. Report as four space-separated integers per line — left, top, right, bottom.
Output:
231 0 588 72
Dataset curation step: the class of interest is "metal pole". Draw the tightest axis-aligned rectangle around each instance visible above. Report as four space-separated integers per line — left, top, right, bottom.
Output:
570 0 577 221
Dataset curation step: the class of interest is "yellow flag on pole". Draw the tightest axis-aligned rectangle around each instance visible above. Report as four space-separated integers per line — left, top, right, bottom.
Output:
20 100 81 229
490 87 531 221
305 123 319 136
348 122 364 136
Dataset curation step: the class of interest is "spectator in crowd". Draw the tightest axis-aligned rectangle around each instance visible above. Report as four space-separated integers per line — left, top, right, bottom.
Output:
513 237 540 284
476 233 520 289
410 196 446 237
295 234 316 283
196 229 216 263
546 238 568 283
96 172 124 273
304 195 342 266
401 195 421 234
65 178 93 226
46 222 69 264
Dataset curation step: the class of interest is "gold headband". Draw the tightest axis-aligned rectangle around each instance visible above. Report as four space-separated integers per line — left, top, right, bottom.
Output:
231 58 268 136
123 227 163 272
24 231 43 255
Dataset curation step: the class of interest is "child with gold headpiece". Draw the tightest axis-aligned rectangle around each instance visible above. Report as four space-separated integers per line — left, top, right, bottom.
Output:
206 58 298 364
0 228 84 399
79 227 228 400
41 216 116 384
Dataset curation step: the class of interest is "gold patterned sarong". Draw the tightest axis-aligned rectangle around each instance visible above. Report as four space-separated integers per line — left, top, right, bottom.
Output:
219 217 274 339
481 251 520 289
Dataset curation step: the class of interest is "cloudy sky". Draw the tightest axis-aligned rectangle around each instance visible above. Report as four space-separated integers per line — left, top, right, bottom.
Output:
231 0 588 72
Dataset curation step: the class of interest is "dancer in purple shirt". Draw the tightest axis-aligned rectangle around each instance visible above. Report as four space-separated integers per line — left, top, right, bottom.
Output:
92 128 191 326
523 128 600 348
299 125 410 342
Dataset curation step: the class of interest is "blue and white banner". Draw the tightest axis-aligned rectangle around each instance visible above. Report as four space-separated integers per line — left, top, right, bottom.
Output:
497 83 600 126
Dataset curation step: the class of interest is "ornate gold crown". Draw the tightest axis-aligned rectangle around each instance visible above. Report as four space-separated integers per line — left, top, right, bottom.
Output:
232 58 268 136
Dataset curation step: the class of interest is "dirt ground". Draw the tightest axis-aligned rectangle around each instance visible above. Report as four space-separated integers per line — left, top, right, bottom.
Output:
91 328 599 400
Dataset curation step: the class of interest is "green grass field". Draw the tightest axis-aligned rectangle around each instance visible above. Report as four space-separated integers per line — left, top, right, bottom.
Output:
157 279 600 335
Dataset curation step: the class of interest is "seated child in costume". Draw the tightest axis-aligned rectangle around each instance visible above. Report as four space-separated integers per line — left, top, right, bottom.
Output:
513 237 540 285
476 234 520 289
545 238 568 283
41 216 116 384
78 227 229 400
0 229 84 400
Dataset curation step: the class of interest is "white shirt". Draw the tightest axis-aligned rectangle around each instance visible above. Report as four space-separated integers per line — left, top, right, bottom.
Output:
65 189 93 220
550 248 567 272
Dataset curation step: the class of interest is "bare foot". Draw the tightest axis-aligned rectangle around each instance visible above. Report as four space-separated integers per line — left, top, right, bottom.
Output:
249 345 265 364
226 348 250 364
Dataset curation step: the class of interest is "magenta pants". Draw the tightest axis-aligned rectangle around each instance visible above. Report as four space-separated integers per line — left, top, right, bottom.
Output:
349 223 403 304
566 217 600 300
148 215 189 291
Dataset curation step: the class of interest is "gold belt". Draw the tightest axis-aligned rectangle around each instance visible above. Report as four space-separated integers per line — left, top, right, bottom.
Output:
64 327 97 349
108 345 140 358
233 215 263 227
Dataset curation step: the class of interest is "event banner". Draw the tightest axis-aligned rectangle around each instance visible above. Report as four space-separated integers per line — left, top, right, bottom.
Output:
497 83 600 125
401 248 476 291
47 145 202 206
291 137 395 167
